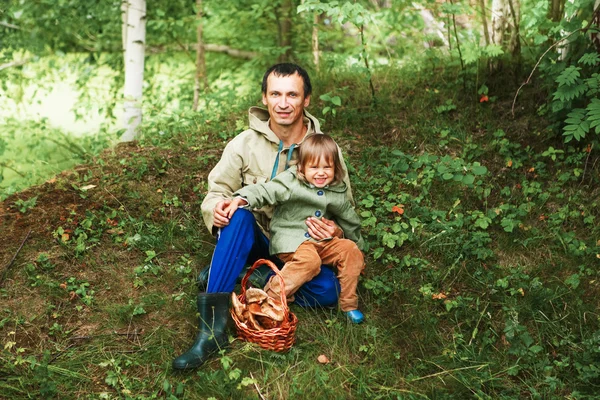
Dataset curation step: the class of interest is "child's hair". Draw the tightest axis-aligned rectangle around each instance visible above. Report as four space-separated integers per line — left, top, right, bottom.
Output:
297 134 345 186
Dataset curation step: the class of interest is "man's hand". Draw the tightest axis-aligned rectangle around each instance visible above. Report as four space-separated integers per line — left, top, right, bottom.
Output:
213 200 232 228
305 217 343 240
214 198 249 228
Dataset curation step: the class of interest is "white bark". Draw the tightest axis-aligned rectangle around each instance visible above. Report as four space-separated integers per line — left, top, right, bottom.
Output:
491 0 509 46
121 0 146 142
312 13 320 71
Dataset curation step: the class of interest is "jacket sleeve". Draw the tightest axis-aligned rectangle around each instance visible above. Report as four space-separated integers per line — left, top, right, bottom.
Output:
332 200 364 251
234 171 294 209
201 140 244 233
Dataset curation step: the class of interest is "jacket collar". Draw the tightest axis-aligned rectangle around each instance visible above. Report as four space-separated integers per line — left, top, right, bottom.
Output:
248 106 322 147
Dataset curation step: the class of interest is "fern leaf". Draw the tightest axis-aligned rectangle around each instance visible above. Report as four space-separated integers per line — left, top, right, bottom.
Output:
563 108 589 142
556 66 582 87
587 99 600 133
578 53 600 66
553 84 587 101
585 73 600 96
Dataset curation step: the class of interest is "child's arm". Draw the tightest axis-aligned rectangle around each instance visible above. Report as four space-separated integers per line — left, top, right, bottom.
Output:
233 170 294 209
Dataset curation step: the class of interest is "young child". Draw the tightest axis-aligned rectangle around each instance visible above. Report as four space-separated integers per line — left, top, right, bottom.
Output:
224 134 365 323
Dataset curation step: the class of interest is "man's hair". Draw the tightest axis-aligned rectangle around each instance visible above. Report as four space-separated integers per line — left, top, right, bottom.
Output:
297 134 344 186
262 63 312 97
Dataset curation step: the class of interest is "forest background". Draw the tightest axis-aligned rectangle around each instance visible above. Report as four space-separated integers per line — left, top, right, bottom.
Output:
1 0 600 398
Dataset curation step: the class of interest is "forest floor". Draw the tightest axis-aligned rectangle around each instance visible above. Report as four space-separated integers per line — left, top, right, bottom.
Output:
1 68 599 399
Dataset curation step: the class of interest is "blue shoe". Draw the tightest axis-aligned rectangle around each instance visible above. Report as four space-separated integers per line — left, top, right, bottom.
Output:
345 310 365 324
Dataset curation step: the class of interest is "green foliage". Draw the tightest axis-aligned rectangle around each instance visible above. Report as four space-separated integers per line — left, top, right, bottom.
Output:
13 196 37 213
319 91 342 116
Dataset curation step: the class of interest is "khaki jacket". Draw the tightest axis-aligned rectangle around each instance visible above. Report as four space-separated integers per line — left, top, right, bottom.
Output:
201 106 354 236
234 166 364 255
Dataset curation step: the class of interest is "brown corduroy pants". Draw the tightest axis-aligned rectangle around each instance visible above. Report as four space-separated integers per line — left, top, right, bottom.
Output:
264 238 365 312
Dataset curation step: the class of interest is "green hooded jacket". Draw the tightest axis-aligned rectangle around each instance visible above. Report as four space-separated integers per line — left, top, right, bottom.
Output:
234 165 364 255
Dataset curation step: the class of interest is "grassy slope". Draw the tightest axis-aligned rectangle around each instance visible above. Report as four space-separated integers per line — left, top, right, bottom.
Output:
1 67 599 399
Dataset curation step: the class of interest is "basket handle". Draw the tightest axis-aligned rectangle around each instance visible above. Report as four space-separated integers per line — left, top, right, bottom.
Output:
240 259 289 313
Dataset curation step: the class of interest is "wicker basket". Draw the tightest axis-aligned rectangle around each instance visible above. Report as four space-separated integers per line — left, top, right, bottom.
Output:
230 259 298 352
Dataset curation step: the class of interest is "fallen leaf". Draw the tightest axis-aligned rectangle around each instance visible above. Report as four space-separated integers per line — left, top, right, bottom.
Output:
61 233 70 242
432 292 447 300
80 184 97 191
69 291 77 301
480 95 489 103
59 282 67 290
391 205 404 215
317 354 330 364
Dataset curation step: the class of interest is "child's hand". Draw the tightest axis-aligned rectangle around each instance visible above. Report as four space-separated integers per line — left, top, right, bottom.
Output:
225 197 248 219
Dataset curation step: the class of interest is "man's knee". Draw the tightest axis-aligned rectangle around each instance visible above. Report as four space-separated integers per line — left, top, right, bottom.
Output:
224 208 255 229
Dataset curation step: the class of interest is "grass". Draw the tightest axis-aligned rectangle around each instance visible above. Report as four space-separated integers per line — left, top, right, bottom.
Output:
1 64 600 399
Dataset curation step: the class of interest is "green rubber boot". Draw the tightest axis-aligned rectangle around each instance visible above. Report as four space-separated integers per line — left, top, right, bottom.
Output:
172 292 230 370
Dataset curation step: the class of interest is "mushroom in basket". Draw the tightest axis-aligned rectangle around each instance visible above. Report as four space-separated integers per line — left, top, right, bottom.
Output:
231 288 285 331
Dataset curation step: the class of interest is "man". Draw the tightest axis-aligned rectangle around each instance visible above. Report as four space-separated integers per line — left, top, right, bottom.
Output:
173 63 355 370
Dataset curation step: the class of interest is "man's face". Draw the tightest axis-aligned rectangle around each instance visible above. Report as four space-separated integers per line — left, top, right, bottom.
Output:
262 72 311 130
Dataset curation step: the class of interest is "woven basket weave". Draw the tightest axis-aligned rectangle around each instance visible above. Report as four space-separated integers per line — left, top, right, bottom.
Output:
230 259 298 352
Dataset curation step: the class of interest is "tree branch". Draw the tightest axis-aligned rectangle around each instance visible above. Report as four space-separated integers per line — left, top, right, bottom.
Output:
0 230 31 287
511 29 579 117
0 21 20 30
0 59 30 72
202 44 257 59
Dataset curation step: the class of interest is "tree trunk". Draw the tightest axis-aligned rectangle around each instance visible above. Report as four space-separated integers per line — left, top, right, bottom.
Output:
491 0 508 47
193 0 208 112
312 13 319 71
591 0 600 52
414 4 448 48
121 0 146 142
507 0 521 58
277 0 293 62
479 0 491 46
547 0 566 22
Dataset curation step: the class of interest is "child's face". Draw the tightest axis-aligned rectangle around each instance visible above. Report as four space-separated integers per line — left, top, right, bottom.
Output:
302 156 335 188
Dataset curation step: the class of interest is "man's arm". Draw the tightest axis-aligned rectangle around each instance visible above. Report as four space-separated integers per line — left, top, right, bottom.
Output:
201 141 244 232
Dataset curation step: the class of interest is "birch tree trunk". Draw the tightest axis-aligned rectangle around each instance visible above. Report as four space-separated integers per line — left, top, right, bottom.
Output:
491 0 508 47
193 0 208 112
312 13 319 71
277 0 293 62
121 0 146 142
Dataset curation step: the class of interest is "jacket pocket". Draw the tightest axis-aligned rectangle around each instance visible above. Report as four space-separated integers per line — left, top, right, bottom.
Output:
242 172 268 187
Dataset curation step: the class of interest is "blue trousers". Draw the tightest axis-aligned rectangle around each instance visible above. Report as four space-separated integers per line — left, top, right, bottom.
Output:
206 209 340 307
